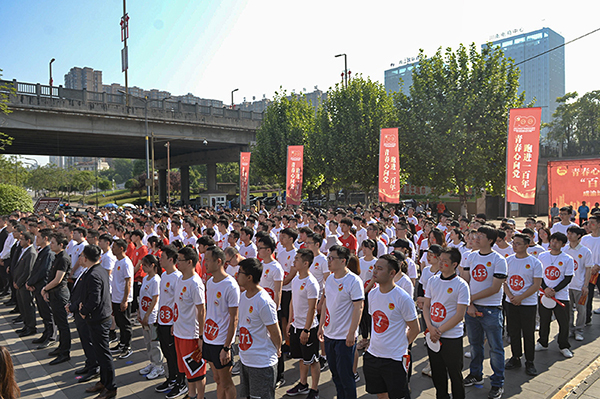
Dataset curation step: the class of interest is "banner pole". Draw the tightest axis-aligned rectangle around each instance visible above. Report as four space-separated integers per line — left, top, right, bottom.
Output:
505 114 509 219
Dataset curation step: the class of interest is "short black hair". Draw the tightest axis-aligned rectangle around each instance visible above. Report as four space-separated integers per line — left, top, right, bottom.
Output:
296 248 314 266
379 254 400 273
441 247 461 268
113 238 128 250
240 226 254 240
257 235 276 252
206 246 226 265
82 245 102 263
280 227 299 241
161 245 178 262
50 232 68 248
73 227 88 237
329 245 350 262
550 232 568 244
197 235 216 247
179 246 199 265
131 229 144 239
513 233 531 245
239 258 262 284
307 232 323 247
477 226 498 244
99 233 113 244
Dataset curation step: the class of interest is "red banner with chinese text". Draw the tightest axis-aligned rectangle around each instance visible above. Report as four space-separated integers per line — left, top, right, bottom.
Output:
239 152 251 207
548 159 600 209
286 146 304 206
506 108 542 204
379 128 400 203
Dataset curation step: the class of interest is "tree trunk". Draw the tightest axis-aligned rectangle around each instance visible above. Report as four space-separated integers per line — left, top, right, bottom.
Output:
459 194 468 217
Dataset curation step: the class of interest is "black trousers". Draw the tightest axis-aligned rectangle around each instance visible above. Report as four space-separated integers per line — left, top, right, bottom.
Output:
34 288 53 335
586 281 600 323
538 299 570 349
427 336 464 399
359 296 371 339
49 288 71 354
131 281 142 314
157 324 184 383
17 287 36 330
0 262 8 292
112 302 132 347
88 317 117 391
74 313 98 369
506 303 536 362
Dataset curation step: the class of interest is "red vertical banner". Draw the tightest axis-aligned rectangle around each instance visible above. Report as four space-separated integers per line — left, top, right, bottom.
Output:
286 145 304 206
239 152 251 207
379 128 400 203
506 108 542 205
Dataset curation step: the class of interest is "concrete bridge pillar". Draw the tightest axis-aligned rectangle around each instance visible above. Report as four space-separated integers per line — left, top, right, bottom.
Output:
158 169 167 205
180 165 190 204
207 163 217 192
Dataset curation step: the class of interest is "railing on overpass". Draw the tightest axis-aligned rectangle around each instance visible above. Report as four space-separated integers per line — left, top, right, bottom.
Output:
1 79 263 121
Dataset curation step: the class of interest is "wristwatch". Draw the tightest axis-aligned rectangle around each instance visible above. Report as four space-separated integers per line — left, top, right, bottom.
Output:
223 346 231 352
302 328 310 334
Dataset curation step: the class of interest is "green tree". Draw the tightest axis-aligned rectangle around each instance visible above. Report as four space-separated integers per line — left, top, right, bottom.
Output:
401 43 525 215
97 178 112 191
113 159 133 184
72 170 94 202
0 183 33 214
125 178 139 194
133 159 147 177
0 156 29 185
315 76 396 195
26 164 67 194
0 70 15 150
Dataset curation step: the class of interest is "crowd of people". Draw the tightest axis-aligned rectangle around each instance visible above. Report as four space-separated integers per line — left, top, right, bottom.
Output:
0 202 599 399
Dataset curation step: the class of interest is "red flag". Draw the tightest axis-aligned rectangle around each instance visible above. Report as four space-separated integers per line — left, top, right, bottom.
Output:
379 128 400 203
240 152 251 207
548 159 600 209
286 146 304 206
506 108 542 205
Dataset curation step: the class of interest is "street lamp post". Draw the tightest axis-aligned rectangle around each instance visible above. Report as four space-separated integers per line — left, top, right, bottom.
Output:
49 58 55 91
165 142 171 206
231 88 239 109
335 53 348 87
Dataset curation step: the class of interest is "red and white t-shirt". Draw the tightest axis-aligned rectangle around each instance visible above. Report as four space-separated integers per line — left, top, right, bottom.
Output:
367 285 418 361
310 253 329 295
157 269 182 326
291 273 320 330
493 244 515 259
505 254 543 306
359 257 377 292
419 266 440 296
139 274 160 324
277 248 296 292
204 275 240 345
464 251 507 306
539 251 575 301
173 274 205 339
111 256 134 303
239 242 257 259
395 273 414 298
339 234 357 252
259 260 284 303
323 271 364 340
238 289 279 368
564 243 594 291
526 244 546 258
425 274 470 338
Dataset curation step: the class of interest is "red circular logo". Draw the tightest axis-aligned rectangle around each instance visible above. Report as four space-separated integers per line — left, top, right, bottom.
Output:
364 279 371 289
324 308 330 327
430 302 447 323
545 266 560 281
574 260 578 271
204 319 219 341
141 296 151 312
239 327 253 351
372 310 390 333
159 306 172 324
173 303 179 322
472 264 488 282
265 287 275 300
509 275 525 291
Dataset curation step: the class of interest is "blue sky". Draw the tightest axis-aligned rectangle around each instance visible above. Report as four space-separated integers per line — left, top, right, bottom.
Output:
2 0 599 164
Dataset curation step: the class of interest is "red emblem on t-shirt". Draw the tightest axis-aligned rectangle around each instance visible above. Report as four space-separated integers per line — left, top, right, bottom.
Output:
173 303 179 322
159 306 172 324
204 319 219 341
509 275 525 291
430 302 447 323
239 327 253 351
472 264 488 282
545 266 560 281
141 296 151 312
265 287 275 300
372 310 390 333
216 291 222 299
338 284 344 292
574 260 579 271
388 303 395 310
324 309 330 327
447 288 453 294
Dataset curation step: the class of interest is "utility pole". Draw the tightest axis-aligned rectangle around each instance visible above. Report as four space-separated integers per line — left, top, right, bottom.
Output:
121 0 130 106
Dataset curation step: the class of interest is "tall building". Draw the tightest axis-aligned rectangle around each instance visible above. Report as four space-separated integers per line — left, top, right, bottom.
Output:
64 67 103 92
384 58 418 96
102 84 223 107
236 88 327 114
487 27 565 136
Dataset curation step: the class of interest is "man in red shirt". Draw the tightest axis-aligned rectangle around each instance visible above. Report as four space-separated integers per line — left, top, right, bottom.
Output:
339 218 357 255
130 230 148 316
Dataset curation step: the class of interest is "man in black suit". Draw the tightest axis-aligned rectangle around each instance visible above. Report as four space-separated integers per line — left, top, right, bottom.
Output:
0 216 9 296
26 228 55 348
13 231 38 337
77 245 117 399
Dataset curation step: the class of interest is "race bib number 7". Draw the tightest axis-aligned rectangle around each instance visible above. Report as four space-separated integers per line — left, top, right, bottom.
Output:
239 327 253 350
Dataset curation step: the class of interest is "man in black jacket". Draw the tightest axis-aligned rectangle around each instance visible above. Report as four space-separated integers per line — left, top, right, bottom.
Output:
77 245 117 399
13 231 38 337
26 228 55 348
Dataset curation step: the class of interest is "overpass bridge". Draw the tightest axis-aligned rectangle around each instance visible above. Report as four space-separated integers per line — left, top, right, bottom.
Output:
0 79 262 204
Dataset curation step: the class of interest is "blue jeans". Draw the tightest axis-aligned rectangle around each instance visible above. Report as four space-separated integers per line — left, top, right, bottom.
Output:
324 337 357 399
465 305 505 388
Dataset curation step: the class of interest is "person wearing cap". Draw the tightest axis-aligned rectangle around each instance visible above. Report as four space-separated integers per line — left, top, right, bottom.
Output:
390 239 418 286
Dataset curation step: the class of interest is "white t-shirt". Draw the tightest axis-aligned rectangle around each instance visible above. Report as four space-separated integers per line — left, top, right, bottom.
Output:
310 253 329 295
277 248 297 292
239 242 257 259
406 258 418 280
551 222 579 235
395 273 414 298
291 274 320 329
323 271 365 340
367 285 418 361
100 250 116 292
425 274 470 338
111 256 134 303
259 260 284 303
356 227 368 248
419 266 439 296
71 240 89 278
173 274 205 339
238 289 279 368
538 251 575 301
226 265 240 279
464 251 508 306
217 232 228 249
359 257 377 292
564 244 593 291
581 235 600 266
527 245 546 258
158 269 182 326
505 255 543 306
183 234 197 247
139 274 160 324
204 275 241 345
493 244 515 259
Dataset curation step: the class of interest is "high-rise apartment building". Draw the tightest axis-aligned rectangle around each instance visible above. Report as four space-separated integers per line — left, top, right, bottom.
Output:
64 67 103 92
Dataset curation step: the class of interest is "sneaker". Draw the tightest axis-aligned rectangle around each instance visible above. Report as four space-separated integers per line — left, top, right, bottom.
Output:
166 382 188 399
133 319 141 326
275 377 285 389
231 360 241 375
525 362 538 376
464 351 472 358
534 343 548 352
504 357 521 370
421 365 431 377
146 366 165 380
319 356 329 371
139 363 154 375
286 382 309 396
586 320 592 326
110 343 124 354
464 374 484 387
488 386 504 399
118 347 133 359
354 372 360 382
575 333 584 341
593 308 600 314
560 348 574 358
535 322 540 331
306 389 320 399
109 330 119 344
155 379 175 393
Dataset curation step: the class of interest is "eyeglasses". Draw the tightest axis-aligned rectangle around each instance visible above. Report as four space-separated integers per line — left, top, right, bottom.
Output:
257 246 269 250
237 271 248 276
177 258 189 263
327 256 341 261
